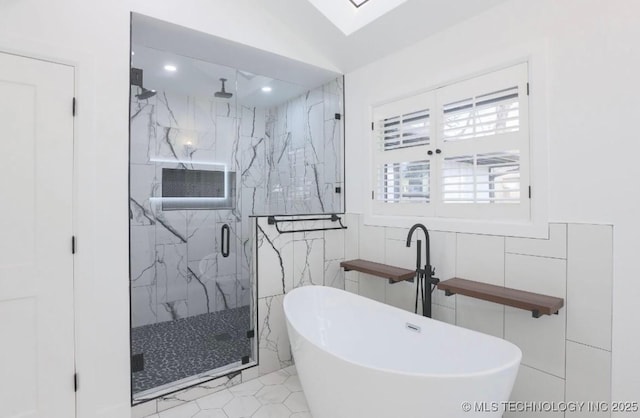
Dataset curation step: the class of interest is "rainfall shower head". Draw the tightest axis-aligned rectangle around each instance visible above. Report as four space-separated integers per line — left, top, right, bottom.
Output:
136 87 157 100
214 78 233 99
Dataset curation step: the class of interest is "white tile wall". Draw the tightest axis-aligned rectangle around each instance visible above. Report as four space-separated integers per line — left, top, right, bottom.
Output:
456 297 505 338
385 226 414 242
347 214 614 416
384 280 416 312
384 238 417 311
505 254 566 377
432 304 455 325
567 224 613 351
135 215 615 418
505 306 566 377
456 233 505 286
456 233 505 337
565 341 611 417
343 213 360 260
358 273 386 303
344 276 359 294
430 230 457 309
506 223 567 259
324 229 345 261
506 365 565 418
359 223 385 261
384 237 415 269
324 259 345 289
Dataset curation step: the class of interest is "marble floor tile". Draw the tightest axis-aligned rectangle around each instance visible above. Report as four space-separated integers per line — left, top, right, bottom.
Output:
140 366 311 418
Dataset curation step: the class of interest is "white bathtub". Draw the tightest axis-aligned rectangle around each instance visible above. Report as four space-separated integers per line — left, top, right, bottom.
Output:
284 286 522 418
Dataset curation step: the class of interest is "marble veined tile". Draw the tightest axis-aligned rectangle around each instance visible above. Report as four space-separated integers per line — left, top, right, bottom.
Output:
131 225 157 288
130 99 157 165
135 366 309 418
155 243 188 307
131 285 157 327
256 222 294 298
257 295 292 376
292 238 324 288
324 259 345 289
130 164 158 226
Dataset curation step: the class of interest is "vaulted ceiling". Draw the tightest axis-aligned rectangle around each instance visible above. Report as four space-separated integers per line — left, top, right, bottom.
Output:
256 0 510 72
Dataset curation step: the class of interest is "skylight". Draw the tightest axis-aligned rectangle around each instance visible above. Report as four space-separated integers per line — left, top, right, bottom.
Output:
349 0 370 7
307 0 407 35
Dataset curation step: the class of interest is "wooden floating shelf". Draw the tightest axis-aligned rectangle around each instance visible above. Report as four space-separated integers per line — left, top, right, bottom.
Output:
340 259 415 283
437 277 564 318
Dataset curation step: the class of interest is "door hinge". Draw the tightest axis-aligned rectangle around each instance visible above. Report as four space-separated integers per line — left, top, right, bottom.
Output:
371 190 374 200
72 97 77 116
74 373 78 392
528 186 532 199
526 83 530 96
72 236 76 254
371 122 374 131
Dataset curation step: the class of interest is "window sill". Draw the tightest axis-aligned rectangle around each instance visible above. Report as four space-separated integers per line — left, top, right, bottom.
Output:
363 212 549 239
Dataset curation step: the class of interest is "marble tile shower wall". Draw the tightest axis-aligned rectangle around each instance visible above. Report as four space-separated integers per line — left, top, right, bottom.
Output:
243 78 343 215
130 77 343 328
130 90 247 327
253 216 346 376
345 213 614 418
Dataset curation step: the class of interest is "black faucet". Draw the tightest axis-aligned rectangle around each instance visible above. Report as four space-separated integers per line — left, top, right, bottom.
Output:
406 223 439 317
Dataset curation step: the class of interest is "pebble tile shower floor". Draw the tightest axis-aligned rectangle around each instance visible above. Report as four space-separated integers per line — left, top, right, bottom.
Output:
144 366 311 418
132 306 252 394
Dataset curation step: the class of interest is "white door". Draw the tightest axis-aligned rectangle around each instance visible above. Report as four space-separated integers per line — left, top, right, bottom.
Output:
0 52 75 418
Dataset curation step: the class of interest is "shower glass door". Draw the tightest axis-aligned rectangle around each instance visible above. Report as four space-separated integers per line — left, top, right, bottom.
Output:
129 42 256 401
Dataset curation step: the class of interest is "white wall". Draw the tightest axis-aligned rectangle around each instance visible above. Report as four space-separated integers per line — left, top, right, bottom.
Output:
344 217 614 418
0 1 337 417
344 0 640 413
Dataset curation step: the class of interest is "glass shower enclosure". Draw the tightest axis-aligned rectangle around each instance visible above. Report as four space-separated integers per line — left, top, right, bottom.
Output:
129 13 344 403
129 48 254 401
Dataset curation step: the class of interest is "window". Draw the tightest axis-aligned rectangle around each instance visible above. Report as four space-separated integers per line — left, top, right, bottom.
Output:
372 63 529 220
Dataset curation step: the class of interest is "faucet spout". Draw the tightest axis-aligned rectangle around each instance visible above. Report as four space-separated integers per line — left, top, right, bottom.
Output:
405 223 438 318
406 223 430 269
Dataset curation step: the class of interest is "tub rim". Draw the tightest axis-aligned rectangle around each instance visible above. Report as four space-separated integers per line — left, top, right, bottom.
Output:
284 285 523 380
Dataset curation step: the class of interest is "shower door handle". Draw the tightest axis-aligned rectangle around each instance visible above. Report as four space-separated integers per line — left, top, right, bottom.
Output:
221 224 230 258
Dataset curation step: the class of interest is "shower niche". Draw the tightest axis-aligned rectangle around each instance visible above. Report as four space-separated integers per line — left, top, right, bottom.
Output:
128 14 344 402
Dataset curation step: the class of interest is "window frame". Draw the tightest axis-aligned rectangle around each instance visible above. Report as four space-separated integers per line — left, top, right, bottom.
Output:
364 55 549 238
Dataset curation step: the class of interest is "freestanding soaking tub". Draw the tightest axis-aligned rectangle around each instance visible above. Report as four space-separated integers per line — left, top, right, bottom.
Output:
284 286 522 418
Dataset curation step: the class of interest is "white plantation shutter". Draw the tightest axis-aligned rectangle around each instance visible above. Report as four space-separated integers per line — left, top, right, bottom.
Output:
372 92 436 216
371 63 530 221
436 63 529 220
380 109 431 150
377 160 430 203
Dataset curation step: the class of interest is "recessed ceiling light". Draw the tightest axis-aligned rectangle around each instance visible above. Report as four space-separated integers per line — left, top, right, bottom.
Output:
349 0 370 7
131 51 135 56
164 64 177 72
261 86 272 93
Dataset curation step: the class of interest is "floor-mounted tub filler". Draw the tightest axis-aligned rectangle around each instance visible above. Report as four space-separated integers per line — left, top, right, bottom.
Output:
284 286 522 418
